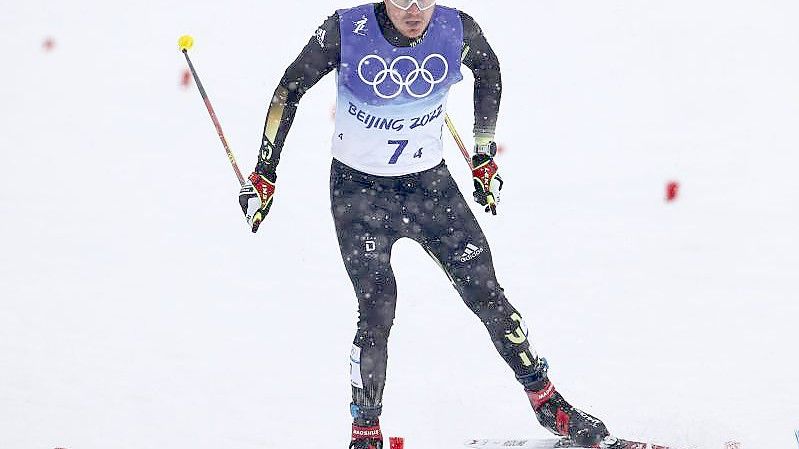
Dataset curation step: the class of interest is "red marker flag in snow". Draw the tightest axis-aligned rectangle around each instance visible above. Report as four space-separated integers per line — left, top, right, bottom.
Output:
42 37 55 52
389 436 405 449
180 69 191 89
666 181 680 202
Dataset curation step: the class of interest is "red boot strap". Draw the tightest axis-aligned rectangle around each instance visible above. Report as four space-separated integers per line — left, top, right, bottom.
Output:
352 424 382 440
526 381 556 409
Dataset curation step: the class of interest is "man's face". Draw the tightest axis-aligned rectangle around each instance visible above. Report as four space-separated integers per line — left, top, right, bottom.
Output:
384 0 435 39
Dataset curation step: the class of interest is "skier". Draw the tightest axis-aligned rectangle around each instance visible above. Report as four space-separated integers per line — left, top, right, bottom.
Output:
239 1 614 448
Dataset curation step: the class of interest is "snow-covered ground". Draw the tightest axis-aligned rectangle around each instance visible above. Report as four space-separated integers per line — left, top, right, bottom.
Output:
2 1 798 448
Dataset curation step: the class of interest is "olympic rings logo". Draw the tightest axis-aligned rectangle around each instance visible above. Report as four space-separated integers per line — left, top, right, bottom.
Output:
357 53 449 99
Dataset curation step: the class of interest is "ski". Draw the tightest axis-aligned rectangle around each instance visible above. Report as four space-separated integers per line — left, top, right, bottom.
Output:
464 438 566 448
464 437 674 449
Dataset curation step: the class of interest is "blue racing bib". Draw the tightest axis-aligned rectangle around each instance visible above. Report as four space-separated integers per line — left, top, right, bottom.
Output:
332 4 463 175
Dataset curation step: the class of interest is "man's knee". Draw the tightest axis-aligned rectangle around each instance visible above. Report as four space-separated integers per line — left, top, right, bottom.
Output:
354 322 393 349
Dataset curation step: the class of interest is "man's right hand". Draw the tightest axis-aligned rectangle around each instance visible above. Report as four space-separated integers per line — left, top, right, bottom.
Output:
239 172 275 233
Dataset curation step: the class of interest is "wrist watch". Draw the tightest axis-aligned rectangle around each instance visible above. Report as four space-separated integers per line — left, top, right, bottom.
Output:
474 140 497 157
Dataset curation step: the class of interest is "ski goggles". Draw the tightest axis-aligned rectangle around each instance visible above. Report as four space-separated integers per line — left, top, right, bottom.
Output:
388 0 437 11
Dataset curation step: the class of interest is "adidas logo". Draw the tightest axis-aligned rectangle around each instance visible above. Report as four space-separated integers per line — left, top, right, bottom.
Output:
459 243 484 262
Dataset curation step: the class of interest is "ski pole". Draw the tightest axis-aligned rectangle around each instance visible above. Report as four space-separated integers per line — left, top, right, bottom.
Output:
444 114 473 170
178 35 246 187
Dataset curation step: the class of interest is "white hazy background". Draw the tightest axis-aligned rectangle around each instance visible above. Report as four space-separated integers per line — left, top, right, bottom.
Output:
2 1 798 448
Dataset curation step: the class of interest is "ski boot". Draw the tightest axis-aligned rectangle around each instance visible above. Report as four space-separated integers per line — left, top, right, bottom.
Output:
349 421 383 449
526 380 610 447
521 359 609 447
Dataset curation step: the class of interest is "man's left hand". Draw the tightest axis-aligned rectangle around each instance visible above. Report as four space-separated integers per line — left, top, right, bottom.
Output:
472 153 503 215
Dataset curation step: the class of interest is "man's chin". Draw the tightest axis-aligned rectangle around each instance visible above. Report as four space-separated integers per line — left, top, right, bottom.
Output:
403 28 423 38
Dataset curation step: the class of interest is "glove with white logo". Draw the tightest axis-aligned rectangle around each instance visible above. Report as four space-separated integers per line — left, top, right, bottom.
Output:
238 171 275 233
471 141 503 215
